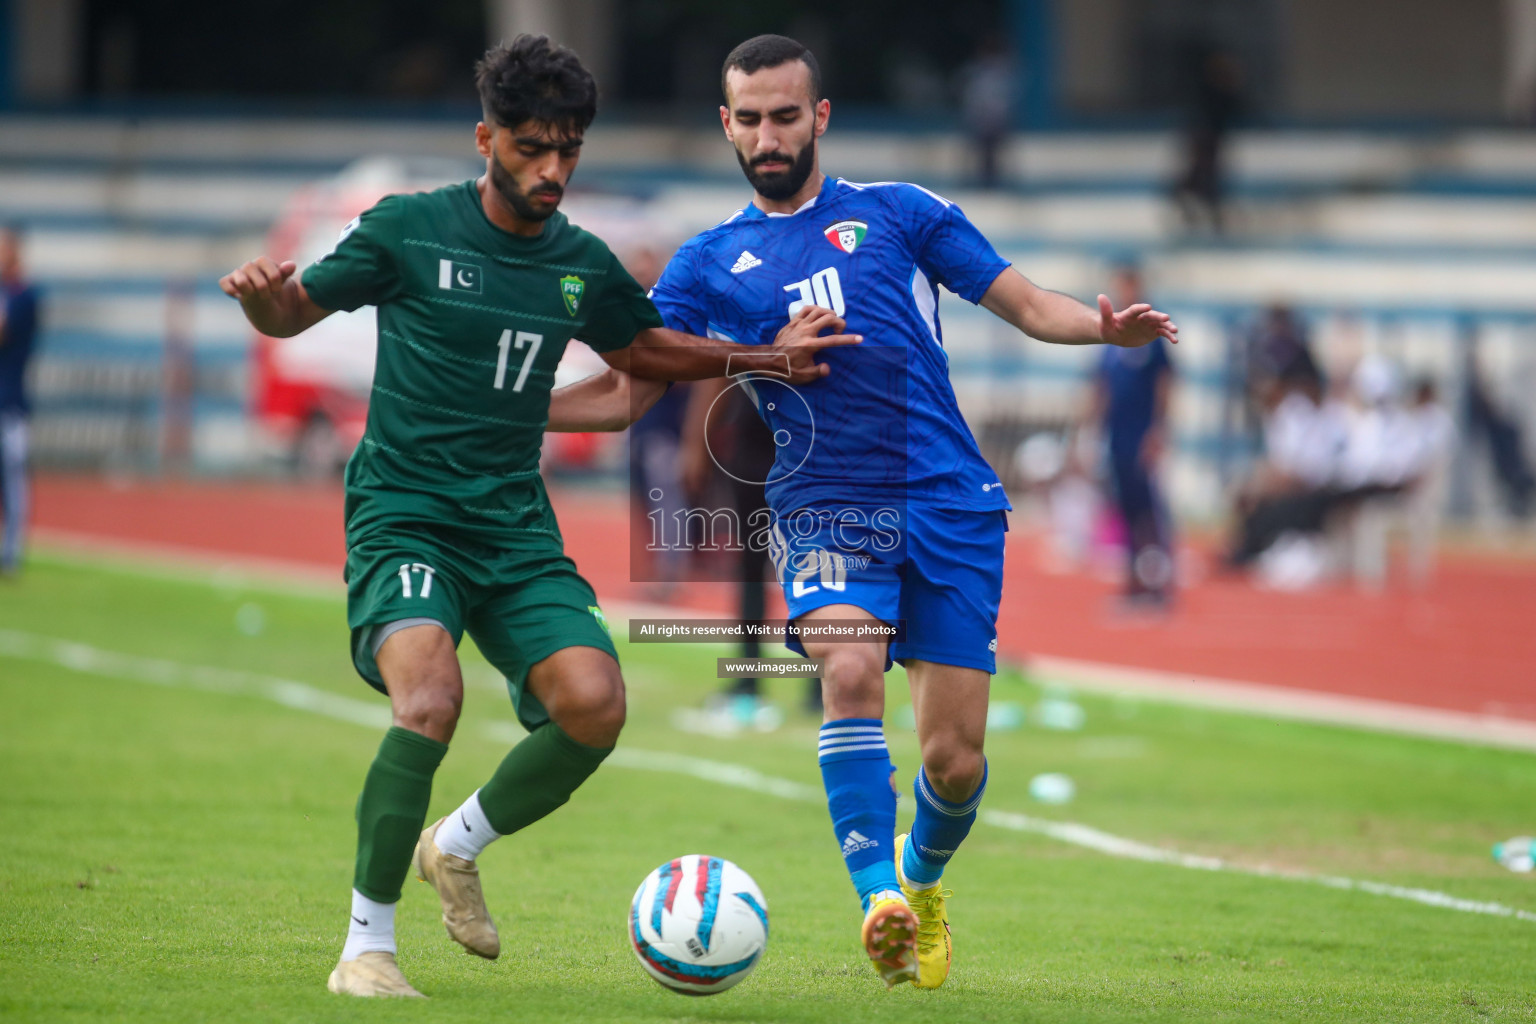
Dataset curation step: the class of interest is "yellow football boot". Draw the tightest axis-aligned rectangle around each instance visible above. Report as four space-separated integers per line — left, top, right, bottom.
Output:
860 891 918 989
895 833 953 989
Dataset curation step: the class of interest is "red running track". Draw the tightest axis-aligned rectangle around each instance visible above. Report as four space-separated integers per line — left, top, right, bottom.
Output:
29 474 1536 722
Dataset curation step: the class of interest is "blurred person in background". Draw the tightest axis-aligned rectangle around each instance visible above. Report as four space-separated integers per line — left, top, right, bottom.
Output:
956 35 1015 190
1401 377 1455 582
1229 303 1318 478
680 373 824 726
623 246 690 596
1226 365 1347 569
1083 264 1176 608
0 225 40 578
1336 356 1410 492
1344 366 1455 586
1247 304 1319 399
1173 45 1243 235
1463 336 1535 519
1228 357 1445 584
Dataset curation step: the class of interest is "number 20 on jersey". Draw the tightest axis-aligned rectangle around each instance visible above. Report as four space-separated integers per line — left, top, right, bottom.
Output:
784 267 845 317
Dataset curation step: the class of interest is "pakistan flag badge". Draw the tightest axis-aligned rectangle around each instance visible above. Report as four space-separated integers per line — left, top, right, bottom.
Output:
560 275 585 316
824 219 868 254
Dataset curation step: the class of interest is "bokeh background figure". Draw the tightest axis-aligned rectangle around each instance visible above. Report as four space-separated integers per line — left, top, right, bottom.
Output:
0 225 39 576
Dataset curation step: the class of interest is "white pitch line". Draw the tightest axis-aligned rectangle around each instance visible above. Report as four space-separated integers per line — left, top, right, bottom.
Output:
31 533 1536 752
608 747 1536 925
1028 654 1536 754
32 529 345 598
976 809 1536 922
7 627 1535 927
0 628 390 730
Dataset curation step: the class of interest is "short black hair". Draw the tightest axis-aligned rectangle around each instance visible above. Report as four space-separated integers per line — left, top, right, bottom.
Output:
721 34 822 105
475 35 597 137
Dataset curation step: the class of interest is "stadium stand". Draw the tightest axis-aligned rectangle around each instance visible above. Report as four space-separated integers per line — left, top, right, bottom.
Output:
4 114 1535 526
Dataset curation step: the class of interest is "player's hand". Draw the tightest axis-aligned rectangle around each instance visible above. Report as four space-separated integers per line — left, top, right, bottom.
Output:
220 257 298 305
219 256 331 338
765 305 862 384
1099 295 1178 348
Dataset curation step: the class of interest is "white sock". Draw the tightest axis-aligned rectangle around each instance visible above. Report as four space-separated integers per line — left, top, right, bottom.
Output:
340 889 396 961
433 789 502 863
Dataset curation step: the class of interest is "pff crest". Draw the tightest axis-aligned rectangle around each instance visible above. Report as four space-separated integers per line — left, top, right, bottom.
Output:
560 275 585 316
824 219 868 254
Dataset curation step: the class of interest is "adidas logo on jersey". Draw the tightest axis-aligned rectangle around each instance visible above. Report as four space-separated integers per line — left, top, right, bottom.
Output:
730 251 763 274
841 830 878 858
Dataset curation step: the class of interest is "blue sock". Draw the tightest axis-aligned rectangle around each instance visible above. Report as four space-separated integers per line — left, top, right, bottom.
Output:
818 719 899 913
902 761 987 889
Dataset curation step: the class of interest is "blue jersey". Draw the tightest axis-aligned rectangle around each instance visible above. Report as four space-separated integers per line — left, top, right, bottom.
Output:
1097 336 1173 460
0 282 40 414
649 176 1012 513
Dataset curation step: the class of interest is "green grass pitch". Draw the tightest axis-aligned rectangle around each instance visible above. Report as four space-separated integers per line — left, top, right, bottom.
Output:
3 552 1536 1022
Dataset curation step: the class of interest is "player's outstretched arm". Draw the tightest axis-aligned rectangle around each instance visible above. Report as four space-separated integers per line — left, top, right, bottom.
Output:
980 267 1178 348
607 306 860 384
219 257 333 338
546 368 668 432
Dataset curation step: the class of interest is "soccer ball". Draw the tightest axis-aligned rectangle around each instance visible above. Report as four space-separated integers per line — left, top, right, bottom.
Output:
628 855 768 995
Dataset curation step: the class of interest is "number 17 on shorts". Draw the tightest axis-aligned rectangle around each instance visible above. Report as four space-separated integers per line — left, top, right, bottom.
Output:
397 562 436 599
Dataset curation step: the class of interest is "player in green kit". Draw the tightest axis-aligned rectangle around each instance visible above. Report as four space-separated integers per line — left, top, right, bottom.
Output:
219 35 856 998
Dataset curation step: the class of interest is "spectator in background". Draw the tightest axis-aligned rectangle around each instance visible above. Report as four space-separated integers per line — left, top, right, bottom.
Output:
1400 377 1455 582
1085 265 1176 608
623 247 689 594
0 224 40 577
956 35 1015 190
1173 45 1242 235
1464 337 1535 519
1346 370 1455 587
1247 304 1319 396
1227 358 1449 583
1231 303 1318 465
629 383 689 593
681 376 823 722
1405 378 1456 489
1226 366 1347 568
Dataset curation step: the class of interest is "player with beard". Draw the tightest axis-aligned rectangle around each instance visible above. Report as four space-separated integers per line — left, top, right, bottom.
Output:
220 35 856 999
546 34 1177 991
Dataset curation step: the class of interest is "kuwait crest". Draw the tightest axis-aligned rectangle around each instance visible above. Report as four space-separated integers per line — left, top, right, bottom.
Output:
560 275 585 316
824 219 867 254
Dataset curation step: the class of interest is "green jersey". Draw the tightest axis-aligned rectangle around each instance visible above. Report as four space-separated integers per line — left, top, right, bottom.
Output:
301 180 662 540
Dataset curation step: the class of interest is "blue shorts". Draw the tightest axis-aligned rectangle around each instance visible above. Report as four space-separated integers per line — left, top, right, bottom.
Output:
770 505 1007 674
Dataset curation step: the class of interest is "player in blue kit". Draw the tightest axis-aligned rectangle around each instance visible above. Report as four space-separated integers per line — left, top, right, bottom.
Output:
1088 264 1177 609
547 35 1177 990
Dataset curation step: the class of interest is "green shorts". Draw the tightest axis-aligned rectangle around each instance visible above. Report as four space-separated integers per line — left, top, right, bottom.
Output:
345 521 617 732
